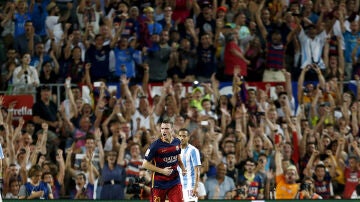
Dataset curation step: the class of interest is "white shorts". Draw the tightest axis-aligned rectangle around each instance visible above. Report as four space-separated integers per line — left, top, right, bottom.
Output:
183 189 198 202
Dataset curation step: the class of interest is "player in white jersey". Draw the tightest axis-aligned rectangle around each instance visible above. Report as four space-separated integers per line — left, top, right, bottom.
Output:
177 128 202 202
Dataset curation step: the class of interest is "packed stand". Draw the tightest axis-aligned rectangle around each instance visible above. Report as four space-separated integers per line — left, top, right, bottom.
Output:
0 0 360 200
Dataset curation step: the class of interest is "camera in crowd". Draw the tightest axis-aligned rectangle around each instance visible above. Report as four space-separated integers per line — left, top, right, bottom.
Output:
237 187 246 195
300 183 311 192
233 181 249 200
126 176 146 199
233 187 248 200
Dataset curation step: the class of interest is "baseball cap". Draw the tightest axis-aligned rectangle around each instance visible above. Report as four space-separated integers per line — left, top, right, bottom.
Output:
217 6 227 13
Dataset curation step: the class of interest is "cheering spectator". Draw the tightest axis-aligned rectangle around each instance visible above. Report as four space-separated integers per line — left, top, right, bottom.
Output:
205 162 235 199
224 32 250 79
4 177 21 199
12 53 40 94
145 30 173 82
14 20 42 56
1 49 19 90
32 85 61 132
45 2 72 43
76 0 101 34
275 144 299 199
13 1 31 37
99 136 126 199
18 165 54 199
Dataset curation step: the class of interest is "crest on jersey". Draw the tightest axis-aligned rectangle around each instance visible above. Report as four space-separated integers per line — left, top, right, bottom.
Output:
176 146 179 151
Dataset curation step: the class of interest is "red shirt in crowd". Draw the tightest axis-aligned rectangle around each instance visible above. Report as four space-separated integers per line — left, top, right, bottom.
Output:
224 41 247 76
343 167 360 199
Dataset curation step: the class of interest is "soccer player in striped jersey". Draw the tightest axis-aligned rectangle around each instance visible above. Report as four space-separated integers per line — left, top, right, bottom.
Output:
142 120 187 202
178 128 202 202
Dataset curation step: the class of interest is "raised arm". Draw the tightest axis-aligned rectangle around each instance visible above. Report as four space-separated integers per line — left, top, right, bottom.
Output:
101 112 116 140
255 0 268 41
13 118 25 146
297 67 308 104
309 88 322 120
337 37 345 79
93 128 104 168
314 65 326 89
142 64 150 97
275 144 283 176
19 146 31 185
94 98 105 129
58 3 72 23
117 133 127 166
56 149 65 185
120 75 136 115
335 137 346 170
1 3 15 28
351 104 359 137
77 0 86 13
351 138 360 158
154 83 168 117
323 38 330 71
49 50 60 75
303 150 319 177
246 126 255 158
5 124 15 165
110 21 125 48
66 77 79 119
284 72 293 100
87 152 95 185
192 0 201 17
325 149 337 178
65 147 77 178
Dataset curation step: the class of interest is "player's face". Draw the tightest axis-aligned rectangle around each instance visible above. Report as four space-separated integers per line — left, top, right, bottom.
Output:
160 123 173 142
178 131 189 146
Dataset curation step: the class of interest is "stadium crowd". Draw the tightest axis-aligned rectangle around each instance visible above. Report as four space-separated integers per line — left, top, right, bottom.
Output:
1 0 360 200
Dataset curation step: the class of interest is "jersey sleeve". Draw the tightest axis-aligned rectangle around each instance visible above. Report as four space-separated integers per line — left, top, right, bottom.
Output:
190 148 201 166
176 138 182 155
144 140 158 161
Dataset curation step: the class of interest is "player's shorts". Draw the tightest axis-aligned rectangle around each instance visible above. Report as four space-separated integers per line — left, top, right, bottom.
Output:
183 189 198 202
151 184 183 202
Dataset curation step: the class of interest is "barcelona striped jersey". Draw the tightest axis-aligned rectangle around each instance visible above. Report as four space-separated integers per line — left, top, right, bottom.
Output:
144 138 182 189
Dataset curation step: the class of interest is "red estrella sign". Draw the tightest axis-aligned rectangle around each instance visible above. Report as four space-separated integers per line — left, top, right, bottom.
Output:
2 95 34 121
